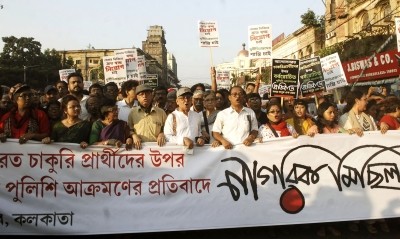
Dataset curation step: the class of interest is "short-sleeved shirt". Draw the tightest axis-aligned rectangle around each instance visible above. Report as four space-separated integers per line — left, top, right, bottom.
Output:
212 106 258 145
117 99 138 123
127 106 166 142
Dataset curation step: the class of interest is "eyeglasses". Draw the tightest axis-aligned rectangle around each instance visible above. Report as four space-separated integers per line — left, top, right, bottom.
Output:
248 98 260 102
268 110 281 114
204 98 216 102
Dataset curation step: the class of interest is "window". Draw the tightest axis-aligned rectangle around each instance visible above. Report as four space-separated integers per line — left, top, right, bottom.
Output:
361 12 370 31
93 60 99 64
76 60 81 65
381 3 391 21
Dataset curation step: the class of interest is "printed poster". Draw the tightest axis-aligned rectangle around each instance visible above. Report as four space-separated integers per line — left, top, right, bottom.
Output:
248 24 272 59
320 53 348 91
216 70 230 90
270 59 299 97
198 21 220 47
102 55 128 88
299 57 325 97
114 48 140 81
59 69 76 82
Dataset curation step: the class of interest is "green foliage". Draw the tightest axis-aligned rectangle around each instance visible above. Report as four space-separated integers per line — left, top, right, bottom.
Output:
301 9 325 29
318 34 396 61
0 36 65 89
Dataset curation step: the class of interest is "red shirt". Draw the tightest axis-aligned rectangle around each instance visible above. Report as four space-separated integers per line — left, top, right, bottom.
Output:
379 115 400 130
0 109 50 139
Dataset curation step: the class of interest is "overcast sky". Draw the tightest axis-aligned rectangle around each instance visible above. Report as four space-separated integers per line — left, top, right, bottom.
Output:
0 0 325 86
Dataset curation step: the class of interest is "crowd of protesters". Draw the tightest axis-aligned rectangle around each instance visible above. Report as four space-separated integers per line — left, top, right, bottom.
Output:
0 68 399 237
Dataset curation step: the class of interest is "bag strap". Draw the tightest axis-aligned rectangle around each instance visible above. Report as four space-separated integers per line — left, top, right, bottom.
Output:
267 122 279 138
246 114 252 133
172 113 177 136
202 111 210 136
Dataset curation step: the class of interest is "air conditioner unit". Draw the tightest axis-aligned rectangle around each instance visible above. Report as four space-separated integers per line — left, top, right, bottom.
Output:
325 32 336 40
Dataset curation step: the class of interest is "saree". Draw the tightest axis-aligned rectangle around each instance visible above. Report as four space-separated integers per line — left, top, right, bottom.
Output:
51 120 91 144
89 119 128 144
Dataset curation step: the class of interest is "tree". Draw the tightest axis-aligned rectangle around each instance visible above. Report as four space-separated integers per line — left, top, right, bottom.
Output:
0 36 65 88
0 36 42 68
301 9 325 29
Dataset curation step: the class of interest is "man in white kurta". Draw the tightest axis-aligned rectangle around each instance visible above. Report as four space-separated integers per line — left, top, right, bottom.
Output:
164 87 204 148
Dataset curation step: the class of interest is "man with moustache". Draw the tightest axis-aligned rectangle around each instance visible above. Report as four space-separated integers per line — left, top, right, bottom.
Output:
191 90 204 114
128 84 167 150
164 87 205 149
66 73 89 120
212 86 258 149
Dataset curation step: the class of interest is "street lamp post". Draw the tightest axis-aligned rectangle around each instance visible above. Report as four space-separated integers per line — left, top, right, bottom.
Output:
23 65 40 84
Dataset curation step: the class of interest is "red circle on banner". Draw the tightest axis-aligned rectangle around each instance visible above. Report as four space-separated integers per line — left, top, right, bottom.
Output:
280 185 305 214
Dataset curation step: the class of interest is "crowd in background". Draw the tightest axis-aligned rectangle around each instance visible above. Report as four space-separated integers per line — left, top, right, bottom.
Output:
0 68 399 237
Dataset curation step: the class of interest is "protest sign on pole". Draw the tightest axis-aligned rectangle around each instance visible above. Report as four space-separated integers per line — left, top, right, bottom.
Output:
142 74 158 88
270 59 299 98
299 57 325 97
137 55 147 82
199 20 219 66
216 70 230 90
320 53 348 91
114 48 140 81
102 55 128 88
198 21 219 48
59 69 76 82
248 24 272 59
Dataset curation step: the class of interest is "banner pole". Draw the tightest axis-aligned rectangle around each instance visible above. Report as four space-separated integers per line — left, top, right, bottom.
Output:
209 47 214 67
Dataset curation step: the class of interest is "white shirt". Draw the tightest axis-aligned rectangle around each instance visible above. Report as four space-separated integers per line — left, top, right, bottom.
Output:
212 106 258 145
117 99 138 123
164 110 202 145
258 124 296 141
79 95 90 120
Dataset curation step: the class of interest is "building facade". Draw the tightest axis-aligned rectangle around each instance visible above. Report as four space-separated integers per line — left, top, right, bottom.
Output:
325 0 397 47
142 25 168 85
58 25 179 88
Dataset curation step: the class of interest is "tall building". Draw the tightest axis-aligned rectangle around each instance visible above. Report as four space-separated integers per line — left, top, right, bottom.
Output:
57 25 180 88
167 52 177 76
142 25 168 84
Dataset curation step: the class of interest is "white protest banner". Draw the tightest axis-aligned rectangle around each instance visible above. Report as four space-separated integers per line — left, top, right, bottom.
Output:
216 70 230 90
1 132 400 235
320 53 348 91
137 55 147 81
103 55 128 88
59 69 76 82
395 17 400 52
198 21 219 47
114 48 140 81
248 24 272 59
